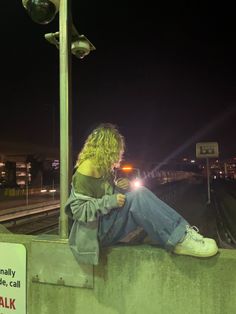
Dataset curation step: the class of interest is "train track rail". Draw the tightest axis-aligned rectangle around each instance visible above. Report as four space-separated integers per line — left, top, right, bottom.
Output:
0 201 60 235
212 189 236 248
8 214 59 235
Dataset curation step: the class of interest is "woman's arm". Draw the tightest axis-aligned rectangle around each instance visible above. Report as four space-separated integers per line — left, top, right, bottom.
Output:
70 193 119 223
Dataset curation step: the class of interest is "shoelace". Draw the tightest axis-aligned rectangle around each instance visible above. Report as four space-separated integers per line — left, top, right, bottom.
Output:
186 225 204 242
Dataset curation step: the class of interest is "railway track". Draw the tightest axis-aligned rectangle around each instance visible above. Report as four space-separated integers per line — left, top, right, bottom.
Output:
213 199 236 248
211 183 236 248
8 212 59 235
0 201 60 235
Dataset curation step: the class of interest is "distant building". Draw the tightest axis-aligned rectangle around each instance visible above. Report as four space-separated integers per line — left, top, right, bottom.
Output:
208 157 236 179
0 141 59 188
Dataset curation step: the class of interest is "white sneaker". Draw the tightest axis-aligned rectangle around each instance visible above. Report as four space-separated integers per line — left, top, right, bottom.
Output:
173 226 218 258
185 225 215 243
185 225 203 240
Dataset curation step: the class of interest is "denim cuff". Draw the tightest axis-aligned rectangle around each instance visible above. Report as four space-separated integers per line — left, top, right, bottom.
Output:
165 220 188 251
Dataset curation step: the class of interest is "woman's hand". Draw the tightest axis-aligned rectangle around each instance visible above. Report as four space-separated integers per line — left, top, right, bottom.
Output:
116 193 126 207
115 178 130 190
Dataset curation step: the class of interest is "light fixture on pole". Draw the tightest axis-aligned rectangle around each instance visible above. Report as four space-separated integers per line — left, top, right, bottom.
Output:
22 0 95 59
22 0 60 24
45 24 96 59
21 0 95 238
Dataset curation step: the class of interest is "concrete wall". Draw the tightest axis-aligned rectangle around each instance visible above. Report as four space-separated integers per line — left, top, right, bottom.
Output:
0 233 235 314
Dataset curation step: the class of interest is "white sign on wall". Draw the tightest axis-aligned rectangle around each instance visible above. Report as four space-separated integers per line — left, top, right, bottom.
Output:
196 142 219 159
0 243 26 314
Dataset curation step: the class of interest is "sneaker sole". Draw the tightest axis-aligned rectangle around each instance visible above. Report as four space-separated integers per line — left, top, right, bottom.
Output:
173 247 219 258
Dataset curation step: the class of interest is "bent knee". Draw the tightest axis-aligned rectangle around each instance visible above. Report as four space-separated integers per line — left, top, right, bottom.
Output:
127 186 150 198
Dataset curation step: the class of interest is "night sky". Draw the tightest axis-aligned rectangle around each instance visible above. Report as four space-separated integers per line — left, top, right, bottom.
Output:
1 1 236 164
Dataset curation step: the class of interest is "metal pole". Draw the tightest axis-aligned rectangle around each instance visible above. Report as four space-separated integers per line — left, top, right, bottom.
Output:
206 157 211 204
59 0 72 239
26 174 28 207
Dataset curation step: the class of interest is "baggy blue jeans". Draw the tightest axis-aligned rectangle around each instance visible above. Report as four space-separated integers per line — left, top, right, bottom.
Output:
98 186 189 251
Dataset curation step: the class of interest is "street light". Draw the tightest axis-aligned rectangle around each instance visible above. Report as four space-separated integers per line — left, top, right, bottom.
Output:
22 0 59 24
21 0 95 238
22 0 95 58
45 24 96 59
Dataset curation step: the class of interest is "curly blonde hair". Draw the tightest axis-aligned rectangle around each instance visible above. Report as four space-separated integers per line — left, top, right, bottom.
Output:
76 123 125 177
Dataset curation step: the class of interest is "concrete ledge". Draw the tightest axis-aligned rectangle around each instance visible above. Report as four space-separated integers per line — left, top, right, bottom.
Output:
30 236 93 288
95 246 235 314
0 233 236 314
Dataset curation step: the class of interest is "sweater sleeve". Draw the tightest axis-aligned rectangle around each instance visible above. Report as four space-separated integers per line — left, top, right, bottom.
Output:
70 193 118 222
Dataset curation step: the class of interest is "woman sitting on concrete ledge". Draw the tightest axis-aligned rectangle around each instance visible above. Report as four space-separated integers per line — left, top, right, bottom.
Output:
65 123 218 265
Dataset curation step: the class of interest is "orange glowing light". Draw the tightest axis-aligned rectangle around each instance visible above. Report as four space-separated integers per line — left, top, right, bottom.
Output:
121 166 133 172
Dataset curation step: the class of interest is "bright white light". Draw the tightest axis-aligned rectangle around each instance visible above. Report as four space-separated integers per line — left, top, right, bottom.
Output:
41 189 47 193
17 180 25 185
16 163 26 168
18 172 26 176
190 160 195 163
219 171 222 174
49 189 57 193
132 179 142 189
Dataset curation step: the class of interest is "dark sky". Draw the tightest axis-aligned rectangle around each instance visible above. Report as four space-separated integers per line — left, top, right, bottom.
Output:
1 1 236 163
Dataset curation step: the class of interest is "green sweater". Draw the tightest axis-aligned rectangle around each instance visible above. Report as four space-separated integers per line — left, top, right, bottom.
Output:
65 170 119 265
72 170 114 198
